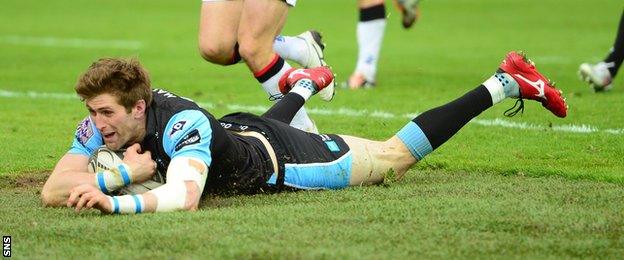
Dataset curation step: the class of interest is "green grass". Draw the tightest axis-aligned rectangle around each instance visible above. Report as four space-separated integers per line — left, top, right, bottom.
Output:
2 171 623 258
1 0 623 258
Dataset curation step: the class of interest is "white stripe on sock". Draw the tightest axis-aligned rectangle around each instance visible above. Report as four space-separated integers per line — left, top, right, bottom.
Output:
483 76 506 104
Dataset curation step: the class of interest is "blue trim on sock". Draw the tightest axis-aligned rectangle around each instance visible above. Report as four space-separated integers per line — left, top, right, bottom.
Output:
396 121 433 160
132 195 142 213
112 197 120 214
97 172 109 194
118 164 131 186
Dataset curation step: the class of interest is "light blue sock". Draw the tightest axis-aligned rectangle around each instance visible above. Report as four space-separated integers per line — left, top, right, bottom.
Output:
396 121 433 160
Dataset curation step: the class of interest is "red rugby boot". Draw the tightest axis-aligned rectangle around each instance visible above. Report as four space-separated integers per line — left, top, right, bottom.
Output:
278 66 335 97
498 51 568 118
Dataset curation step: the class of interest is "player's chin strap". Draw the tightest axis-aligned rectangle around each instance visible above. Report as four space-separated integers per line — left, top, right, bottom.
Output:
108 156 208 214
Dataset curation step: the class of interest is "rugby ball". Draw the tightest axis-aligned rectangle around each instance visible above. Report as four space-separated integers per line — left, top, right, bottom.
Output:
88 146 164 195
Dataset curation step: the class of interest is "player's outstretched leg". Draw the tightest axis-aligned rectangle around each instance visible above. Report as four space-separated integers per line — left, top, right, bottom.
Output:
262 67 335 124
345 51 568 186
389 51 567 177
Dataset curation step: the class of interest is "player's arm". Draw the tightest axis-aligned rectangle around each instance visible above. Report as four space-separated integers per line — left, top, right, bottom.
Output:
44 115 159 207
67 156 208 214
42 116 106 207
68 110 214 214
42 145 157 207
41 153 93 207
143 156 208 212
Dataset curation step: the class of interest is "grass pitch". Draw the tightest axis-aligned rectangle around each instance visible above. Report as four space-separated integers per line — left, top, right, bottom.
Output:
1 0 623 258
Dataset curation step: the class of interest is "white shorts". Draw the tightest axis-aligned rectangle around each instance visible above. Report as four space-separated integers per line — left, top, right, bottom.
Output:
202 0 296 7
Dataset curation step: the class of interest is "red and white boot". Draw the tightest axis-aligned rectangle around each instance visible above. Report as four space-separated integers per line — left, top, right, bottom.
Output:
498 51 568 118
278 66 335 96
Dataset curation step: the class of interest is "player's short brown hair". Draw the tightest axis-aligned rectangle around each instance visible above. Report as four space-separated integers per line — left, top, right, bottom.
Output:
75 58 152 112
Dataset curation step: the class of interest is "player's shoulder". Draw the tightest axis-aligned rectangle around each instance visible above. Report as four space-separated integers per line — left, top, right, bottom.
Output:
166 110 211 134
161 109 217 158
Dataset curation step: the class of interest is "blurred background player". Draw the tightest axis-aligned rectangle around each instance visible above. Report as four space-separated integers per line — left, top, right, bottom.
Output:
198 0 335 133
346 0 420 89
579 9 624 92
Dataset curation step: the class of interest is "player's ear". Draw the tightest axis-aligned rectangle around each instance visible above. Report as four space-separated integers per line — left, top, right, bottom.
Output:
133 99 147 118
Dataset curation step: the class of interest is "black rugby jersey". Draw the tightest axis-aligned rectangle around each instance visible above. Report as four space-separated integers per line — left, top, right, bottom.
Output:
69 89 276 195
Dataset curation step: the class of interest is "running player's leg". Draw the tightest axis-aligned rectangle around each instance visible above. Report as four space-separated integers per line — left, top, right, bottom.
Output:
238 0 318 132
348 0 386 89
344 52 568 185
198 0 243 65
603 9 624 78
198 1 326 69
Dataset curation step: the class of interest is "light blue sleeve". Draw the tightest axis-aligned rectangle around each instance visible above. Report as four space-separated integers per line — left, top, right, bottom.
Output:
68 116 103 156
162 110 213 167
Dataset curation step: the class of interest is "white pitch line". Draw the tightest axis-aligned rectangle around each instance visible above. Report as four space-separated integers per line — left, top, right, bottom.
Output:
0 35 143 50
1 89 622 135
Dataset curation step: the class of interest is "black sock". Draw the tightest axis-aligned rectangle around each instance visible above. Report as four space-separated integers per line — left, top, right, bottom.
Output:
360 4 386 22
261 93 305 124
413 85 493 150
605 10 624 77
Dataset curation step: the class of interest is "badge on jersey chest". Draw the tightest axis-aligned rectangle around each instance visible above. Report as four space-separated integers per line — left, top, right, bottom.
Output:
170 121 187 136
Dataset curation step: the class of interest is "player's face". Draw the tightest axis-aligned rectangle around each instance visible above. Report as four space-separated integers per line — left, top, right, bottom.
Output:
86 93 145 150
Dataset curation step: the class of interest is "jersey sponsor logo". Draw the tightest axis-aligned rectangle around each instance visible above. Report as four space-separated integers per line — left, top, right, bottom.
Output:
174 129 201 151
170 121 186 136
76 118 94 145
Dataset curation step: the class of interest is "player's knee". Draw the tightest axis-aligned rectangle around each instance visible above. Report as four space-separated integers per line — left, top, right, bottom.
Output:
198 42 233 65
237 41 266 62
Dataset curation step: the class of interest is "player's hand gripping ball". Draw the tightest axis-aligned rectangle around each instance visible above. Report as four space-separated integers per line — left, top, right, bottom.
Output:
88 146 164 194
